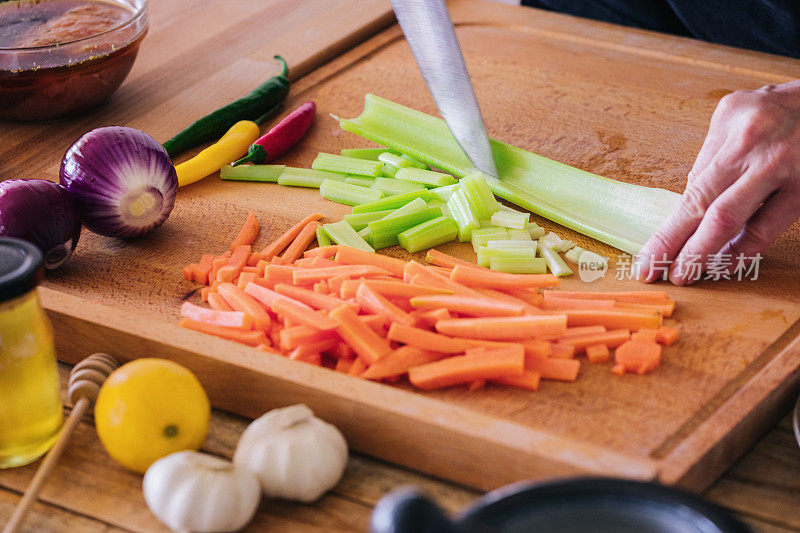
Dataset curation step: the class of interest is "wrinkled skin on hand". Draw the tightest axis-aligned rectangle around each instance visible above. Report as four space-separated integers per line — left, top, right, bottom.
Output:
634 81 800 285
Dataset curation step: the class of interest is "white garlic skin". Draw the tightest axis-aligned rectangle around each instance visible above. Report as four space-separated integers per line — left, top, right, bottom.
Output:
143 450 261 533
233 404 349 503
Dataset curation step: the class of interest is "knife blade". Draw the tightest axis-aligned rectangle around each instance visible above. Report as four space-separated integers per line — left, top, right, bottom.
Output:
391 0 498 178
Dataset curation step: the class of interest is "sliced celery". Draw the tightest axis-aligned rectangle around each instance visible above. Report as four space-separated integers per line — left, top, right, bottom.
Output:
429 184 460 202
337 94 681 255
220 164 285 182
371 177 426 196
323 220 374 252
341 148 399 160
319 179 383 206
539 244 573 277
507 228 533 241
490 210 529 230
382 162 399 178
539 231 564 250
460 172 500 219
316 225 332 247
400 153 428 169
559 240 576 253
471 227 508 249
398 216 459 253
527 223 546 239
313 153 382 177
343 209 396 231
426 199 453 220
395 167 458 188
579 249 609 269
358 227 373 246
282 167 347 179
564 246 585 263
497 203 524 213
368 206 442 249
378 152 412 169
486 240 537 251
278 167 346 188
446 188 480 241
345 175 376 187
490 255 547 274
352 190 432 214
383 197 428 219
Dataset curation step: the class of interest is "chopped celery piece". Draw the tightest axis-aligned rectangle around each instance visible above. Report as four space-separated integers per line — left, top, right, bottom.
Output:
398 216 459 253
338 94 681 254
429 184 460 202
539 244 573 277
323 220 374 252
320 179 383 206
382 162 399 178
507 229 533 241
395 167 458 188
460 172 500 219
490 210 529 229
313 153 382 176
447 188 480 241
343 209 396 231
358 227 373 246
400 153 428 169
579 249 609 270
427 199 452 220
478 219 496 228
383 197 428 219
341 148 399 160
316 225 332 247
345 175 376 187
476 250 490 268
559 240 576 252
378 152 412 169
220 164 285 182
352 190 432 213
278 167 346 188
486 240 537 251
539 231 564 250
281 166 346 179
564 246 586 264
527 223 546 239
471 227 508 249
368 206 442 249
490 255 547 274
497 203 524 213
371 177 426 196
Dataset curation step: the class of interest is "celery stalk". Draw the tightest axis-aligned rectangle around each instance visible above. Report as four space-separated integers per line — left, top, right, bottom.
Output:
319 179 383 206
564 246 585 263
486 240 537 251
461 172 500 219
490 255 547 274
323 220 374 252
429 184 460 202
507 228 532 241
447 188 480 241
316 225 332 247
382 162 399 178
345 175 376 187
368 206 442 249
343 209 396 231
527 223 546 239
371 177 426 196
471 227 508 249
337 94 681 255
539 244 573 277
220 164 285 182
491 210 530 229
313 153 383 176
398 216 459 253
383 197 428 219
401 153 428 169
378 152 413 169
426 199 452 220
277 167 346 188
352 190 432 214
395 167 458 188
358 227 373 246
341 148 399 160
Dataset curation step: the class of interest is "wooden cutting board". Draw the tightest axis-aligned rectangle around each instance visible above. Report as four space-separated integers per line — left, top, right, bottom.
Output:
7 0 800 492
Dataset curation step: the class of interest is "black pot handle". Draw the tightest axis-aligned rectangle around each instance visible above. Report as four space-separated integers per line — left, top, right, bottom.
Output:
371 487 464 533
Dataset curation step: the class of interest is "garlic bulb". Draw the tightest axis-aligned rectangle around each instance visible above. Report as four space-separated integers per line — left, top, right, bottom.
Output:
233 404 348 503
143 450 261 533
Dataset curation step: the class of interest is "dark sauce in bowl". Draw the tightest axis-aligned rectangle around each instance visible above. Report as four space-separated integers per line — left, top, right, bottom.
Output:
0 0 148 121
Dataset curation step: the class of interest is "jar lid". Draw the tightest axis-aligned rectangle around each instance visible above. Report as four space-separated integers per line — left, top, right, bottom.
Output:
0 237 44 303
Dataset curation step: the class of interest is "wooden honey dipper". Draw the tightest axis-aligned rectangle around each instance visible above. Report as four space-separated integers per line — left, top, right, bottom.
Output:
3 353 120 533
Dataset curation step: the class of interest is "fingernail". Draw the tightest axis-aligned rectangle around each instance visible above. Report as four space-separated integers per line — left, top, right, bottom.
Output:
669 257 686 285
631 255 648 281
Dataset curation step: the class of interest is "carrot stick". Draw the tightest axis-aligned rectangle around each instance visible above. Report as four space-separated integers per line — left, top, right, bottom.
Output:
329 305 392 365
230 210 260 250
217 245 251 283
387 323 472 354
435 315 567 340
210 257 228 282
289 346 323 365
361 346 446 380
279 220 320 265
616 301 676 318
614 339 662 374
263 264 295 287
409 294 525 317
330 342 354 360
244 282 313 311
258 213 323 259
303 245 340 258
335 246 408 278
408 347 524 390
493 370 541 391
207 292 234 312
560 329 631 353
549 343 575 359
179 318 267 346
348 357 368 377
314 280 331 294
217 282 272 330
293 257 317 268
182 264 196 281
180 301 253 329
525 357 580 382
335 358 354 373
543 290 670 304
237 271 257 291
631 328 659 342
521 339 552 359
540 325 607 341
501 288 544 308
271 298 337 331
656 326 679 346
279 325 336 351
356 283 416 326
310 256 337 268
560 309 662 331
195 254 214 284
410 308 452 328
542 297 615 310
274 283 355 312
328 274 352 295
340 279 452 300
200 287 213 302
450 265 559 289
405 261 481 296
586 343 610 364
425 249 490 271
293 265 392 285
474 288 543 315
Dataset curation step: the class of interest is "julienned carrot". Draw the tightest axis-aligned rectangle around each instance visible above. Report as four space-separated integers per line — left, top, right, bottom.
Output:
293 257 317 268
279 325 335 351
617 301 676 318
435 315 567 341
341 279 453 300
279 220 320 265
561 310 662 331
614 339 662 374
264 264 295 286
409 294 525 317
237 271 257 291
217 245 251 282
273 283 354 312
361 346 446 380
542 297 615 310
293 265 392 284
183 264 196 281
656 326 679 346
259 213 323 259
410 308 452 328
329 274 352 295
425 249 490 271
303 245 340 258
474 288 542 315
450 265 559 289
501 288 544 308
405 261 480 296
314 280 330 294
549 343 575 359
335 358 354 373
335 246 407 277
408 347 524 390
289 347 322 365
348 358 367 377
217 282 271 330
543 290 670 304
179 318 267 346
207 292 234 312
493 370 541 391
210 257 228 282
329 305 392 365
560 329 631 353
310 256 337 268
330 342 354 360
195 254 214 284
631 328 658 342
180 301 253 329
387 323 472 354
585 343 610 364
271 297 337 331
541 325 607 341
230 211 260 250
356 283 416 327
522 339 552 359
525 357 580 382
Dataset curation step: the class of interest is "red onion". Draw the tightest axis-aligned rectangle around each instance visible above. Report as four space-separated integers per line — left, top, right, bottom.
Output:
60 126 178 238
0 179 82 269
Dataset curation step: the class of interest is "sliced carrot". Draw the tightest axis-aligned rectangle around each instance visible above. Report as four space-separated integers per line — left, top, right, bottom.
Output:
330 342 354 360
179 318 267 346
410 308 452 328
542 297 615 310
410 294 525 317
230 210 260 250
560 329 631 353
258 213 323 259
279 325 336 351
217 245 251 283
611 363 626 376
195 254 214 284
335 246 407 277
293 257 317 268
525 357 580 382
246 253 263 267
207 292 234 312
435 315 567 341
328 274 352 295
354 283 414 326
387 323 472 354
200 286 213 302
425 249 490 271
180 301 253 329
182 264 196 281
561 309 662 331
303 245 340 258
544 290 670 304
217 282 271 330
289 346 323 366
429 266 453 277
616 301 676 318
541 325 607 341
242 266 261 274
656 326 680 346
359 314 390 333
340 279 452 300
279 220 320 265
237 271 257 291
263 264 296 287
631 328 659 342
614 339 662 374
522 339 552 359
474 288 542 315
293 265 391 285
310 256 337 268
450 265 559 289
361 346 446 380
256 343 279 354
293 338 338 354
586 343 610 364
494 370 541 391
271 298 337 331
274 283 356 312
408 347 524 390
348 357 368 377
329 305 392 365
549 343 575 359
501 288 544 308
335 358 355 373
314 280 331 294
405 261 480 296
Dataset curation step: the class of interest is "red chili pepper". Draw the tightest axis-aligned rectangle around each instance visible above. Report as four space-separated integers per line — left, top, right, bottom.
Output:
231 101 316 166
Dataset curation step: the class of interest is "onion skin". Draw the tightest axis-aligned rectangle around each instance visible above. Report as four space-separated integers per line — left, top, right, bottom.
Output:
60 126 178 238
0 179 82 270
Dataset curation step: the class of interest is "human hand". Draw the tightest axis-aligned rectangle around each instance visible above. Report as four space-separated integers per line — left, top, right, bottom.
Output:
633 81 800 285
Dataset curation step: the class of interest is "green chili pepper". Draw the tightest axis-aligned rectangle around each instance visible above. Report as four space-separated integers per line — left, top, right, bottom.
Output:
163 56 290 158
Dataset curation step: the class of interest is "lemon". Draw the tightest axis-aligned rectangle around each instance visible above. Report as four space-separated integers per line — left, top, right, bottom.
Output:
94 358 210 473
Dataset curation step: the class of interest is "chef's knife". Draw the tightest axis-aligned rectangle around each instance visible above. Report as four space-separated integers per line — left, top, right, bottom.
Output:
390 0 498 178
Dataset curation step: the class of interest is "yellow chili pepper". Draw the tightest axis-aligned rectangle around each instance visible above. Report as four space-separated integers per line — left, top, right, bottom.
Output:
175 120 261 187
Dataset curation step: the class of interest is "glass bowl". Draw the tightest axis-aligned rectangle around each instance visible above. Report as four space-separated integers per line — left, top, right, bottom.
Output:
0 0 148 121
